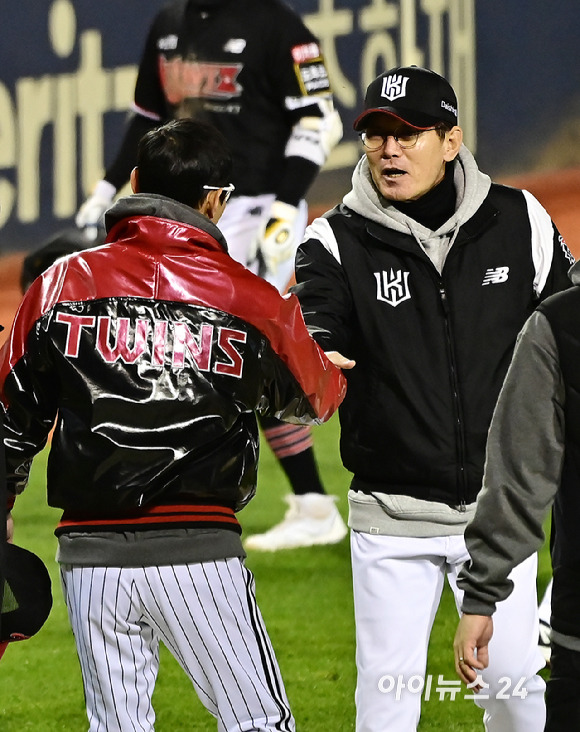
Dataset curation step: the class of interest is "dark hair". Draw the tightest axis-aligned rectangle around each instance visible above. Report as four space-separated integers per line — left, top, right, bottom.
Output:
435 122 454 141
136 119 233 208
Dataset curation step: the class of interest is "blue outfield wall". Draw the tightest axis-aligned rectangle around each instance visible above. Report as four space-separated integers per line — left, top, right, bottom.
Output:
1 0 579 251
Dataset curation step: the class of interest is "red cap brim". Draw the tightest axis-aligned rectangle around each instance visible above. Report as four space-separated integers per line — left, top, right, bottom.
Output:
353 108 440 132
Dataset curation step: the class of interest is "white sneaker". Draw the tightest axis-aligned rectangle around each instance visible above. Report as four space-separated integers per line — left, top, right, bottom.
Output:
538 619 552 666
244 493 348 551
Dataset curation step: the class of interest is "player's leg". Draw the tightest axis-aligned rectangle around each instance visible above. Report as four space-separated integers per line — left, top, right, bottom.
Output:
538 576 553 664
220 197 346 551
216 194 272 275
545 641 580 730
137 558 295 732
448 549 546 732
245 415 347 550
351 531 446 732
60 564 159 732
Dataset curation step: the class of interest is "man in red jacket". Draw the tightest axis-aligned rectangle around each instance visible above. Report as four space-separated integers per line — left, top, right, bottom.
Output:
76 0 347 553
2 118 346 731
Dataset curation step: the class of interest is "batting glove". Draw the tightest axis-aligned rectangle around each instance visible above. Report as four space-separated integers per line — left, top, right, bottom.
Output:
75 179 116 241
257 200 299 275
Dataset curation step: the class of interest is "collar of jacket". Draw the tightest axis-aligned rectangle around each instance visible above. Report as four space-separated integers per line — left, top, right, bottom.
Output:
343 146 491 240
104 193 229 253
363 197 499 255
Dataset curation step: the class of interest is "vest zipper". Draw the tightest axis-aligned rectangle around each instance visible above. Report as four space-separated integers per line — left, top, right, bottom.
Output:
439 283 468 507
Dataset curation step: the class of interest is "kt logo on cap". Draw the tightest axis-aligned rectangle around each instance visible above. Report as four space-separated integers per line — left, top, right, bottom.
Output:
381 75 410 101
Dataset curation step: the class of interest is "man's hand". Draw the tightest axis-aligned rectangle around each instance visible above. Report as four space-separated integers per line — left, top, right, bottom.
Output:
256 201 299 275
453 613 493 688
325 351 356 370
75 180 117 241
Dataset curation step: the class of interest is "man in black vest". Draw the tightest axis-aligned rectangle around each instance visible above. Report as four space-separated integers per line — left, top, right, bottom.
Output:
455 257 580 731
293 65 574 731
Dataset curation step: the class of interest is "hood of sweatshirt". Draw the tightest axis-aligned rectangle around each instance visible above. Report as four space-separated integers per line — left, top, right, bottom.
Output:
343 145 492 272
104 193 229 253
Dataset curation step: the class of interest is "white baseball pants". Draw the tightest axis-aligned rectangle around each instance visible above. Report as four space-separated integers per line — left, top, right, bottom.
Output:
351 532 546 732
60 558 294 732
218 194 308 293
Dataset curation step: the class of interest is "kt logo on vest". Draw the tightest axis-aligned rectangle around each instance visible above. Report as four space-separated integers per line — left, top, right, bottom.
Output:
375 269 411 307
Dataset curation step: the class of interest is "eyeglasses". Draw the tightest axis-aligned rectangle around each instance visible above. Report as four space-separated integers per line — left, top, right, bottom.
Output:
360 127 438 151
202 183 236 204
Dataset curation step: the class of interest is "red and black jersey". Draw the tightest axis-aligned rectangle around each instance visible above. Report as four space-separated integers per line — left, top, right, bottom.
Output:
0 195 345 536
109 0 332 197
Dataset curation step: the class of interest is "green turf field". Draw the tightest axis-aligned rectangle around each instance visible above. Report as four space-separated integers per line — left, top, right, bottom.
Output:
0 415 551 730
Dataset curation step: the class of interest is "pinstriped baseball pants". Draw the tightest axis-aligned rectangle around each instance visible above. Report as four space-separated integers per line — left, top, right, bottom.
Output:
60 558 295 732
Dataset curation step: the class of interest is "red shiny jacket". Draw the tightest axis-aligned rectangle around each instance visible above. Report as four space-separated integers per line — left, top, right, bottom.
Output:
1 195 346 536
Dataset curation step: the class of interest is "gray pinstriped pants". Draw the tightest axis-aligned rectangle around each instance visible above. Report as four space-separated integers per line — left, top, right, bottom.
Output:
61 558 294 731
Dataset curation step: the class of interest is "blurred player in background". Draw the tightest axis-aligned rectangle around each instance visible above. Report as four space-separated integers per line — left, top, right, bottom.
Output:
3 118 346 730
292 65 574 731
76 0 346 552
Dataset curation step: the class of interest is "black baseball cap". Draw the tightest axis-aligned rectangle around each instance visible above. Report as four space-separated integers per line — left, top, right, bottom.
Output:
0 543 53 655
353 66 458 131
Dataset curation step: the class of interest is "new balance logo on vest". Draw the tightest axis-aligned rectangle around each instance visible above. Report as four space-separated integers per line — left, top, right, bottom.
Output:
482 267 510 286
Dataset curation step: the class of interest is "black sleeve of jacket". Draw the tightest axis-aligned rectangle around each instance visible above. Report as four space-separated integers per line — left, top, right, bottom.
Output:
265 4 336 205
133 11 167 120
104 11 166 191
276 157 320 208
104 114 158 191
540 222 575 298
292 236 353 356
1 319 58 495
459 312 564 615
256 348 325 425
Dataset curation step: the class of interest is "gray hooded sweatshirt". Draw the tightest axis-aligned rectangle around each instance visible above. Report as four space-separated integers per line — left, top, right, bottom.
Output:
459 265 578 650
344 144 491 274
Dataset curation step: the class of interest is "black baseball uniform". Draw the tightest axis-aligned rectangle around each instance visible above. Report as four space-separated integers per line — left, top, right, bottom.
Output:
106 0 334 204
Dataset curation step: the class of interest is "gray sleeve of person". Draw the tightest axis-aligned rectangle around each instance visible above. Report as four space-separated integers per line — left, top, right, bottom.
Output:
458 311 565 615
